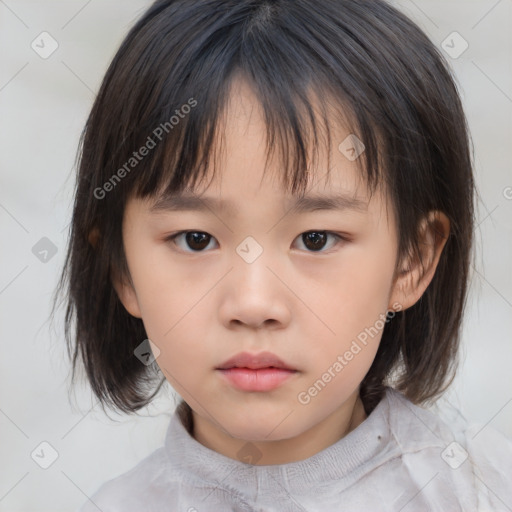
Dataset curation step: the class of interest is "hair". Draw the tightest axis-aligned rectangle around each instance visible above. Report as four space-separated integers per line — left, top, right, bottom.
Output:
52 0 475 417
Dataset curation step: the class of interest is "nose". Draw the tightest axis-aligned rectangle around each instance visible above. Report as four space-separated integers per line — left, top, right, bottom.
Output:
217 243 291 330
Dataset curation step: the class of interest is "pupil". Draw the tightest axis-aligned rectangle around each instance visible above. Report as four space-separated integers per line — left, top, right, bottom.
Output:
304 232 326 251
186 232 209 250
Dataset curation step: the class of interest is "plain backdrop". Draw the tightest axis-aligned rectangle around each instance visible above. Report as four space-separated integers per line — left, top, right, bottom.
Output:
1 1 511 510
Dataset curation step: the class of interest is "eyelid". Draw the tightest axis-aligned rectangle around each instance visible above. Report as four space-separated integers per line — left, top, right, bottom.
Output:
293 231 348 254
163 230 351 254
163 230 219 253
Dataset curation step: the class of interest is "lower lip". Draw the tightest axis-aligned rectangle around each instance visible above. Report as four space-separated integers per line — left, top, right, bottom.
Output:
217 368 297 391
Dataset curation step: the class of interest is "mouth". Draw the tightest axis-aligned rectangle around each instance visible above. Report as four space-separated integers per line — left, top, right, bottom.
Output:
216 350 297 371
216 367 298 392
215 351 298 392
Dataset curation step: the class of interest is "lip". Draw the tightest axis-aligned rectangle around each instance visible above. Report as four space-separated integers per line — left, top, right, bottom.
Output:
217 368 297 392
216 351 297 371
216 351 298 392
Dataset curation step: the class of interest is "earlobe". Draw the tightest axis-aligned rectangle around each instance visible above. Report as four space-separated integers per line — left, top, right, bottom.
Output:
389 211 450 311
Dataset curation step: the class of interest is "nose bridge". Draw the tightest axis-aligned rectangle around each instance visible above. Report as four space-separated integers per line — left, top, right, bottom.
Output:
232 234 275 290
218 234 290 328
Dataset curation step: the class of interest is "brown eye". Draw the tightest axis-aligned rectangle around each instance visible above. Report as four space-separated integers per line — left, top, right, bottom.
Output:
302 232 327 251
184 232 211 250
165 230 346 254
166 231 217 252
295 231 344 253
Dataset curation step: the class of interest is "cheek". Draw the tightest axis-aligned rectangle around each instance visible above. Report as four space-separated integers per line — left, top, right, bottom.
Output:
305 236 396 370
324 243 395 317
126 242 201 329
126 246 219 374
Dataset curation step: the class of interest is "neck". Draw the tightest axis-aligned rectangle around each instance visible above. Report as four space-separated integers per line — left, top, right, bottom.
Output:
189 391 368 466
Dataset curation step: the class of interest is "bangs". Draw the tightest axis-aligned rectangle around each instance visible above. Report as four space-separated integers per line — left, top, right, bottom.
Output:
136 73 375 202
96 1 386 207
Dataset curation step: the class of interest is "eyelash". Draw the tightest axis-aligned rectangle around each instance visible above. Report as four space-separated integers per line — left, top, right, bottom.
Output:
163 230 349 254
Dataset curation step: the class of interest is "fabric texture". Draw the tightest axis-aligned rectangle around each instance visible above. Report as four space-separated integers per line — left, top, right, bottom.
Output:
78 387 512 511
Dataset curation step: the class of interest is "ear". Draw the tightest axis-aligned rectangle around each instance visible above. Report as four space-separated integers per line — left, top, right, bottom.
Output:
388 211 450 311
111 268 143 319
88 226 142 319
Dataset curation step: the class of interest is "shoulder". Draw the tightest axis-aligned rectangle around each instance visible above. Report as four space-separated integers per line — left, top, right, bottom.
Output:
458 412 512 509
383 387 512 510
77 447 178 512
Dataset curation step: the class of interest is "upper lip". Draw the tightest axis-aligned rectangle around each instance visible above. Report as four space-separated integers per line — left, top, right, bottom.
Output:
216 351 297 371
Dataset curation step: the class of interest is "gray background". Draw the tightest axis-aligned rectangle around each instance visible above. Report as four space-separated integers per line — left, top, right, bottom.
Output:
1 1 511 510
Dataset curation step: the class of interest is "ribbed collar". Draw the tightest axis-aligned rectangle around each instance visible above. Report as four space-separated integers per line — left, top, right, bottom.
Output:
164 388 394 498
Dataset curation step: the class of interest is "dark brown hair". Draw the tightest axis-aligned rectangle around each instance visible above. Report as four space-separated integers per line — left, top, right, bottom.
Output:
52 0 475 416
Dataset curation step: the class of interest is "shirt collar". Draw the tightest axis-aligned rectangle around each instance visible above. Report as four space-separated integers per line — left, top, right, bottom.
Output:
164 388 393 498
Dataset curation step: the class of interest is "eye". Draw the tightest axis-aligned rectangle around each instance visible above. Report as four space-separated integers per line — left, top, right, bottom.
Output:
165 231 218 253
293 231 345 253
165 230 346 254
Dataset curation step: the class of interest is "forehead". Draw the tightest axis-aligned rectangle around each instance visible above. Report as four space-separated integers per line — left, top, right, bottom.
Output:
128 75 389 221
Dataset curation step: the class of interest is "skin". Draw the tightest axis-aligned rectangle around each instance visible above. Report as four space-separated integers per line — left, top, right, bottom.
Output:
112 77 449 465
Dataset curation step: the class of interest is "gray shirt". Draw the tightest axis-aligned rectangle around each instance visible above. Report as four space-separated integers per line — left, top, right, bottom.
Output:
78 387 512 511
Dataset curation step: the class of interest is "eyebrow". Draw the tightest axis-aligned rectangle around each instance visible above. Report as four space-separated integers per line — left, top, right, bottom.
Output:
148 192 368 215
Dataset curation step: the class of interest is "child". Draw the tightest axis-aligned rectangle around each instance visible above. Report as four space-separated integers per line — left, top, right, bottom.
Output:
55 0 512 510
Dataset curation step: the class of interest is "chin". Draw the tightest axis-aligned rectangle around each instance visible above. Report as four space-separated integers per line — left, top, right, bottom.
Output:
224 415 299 442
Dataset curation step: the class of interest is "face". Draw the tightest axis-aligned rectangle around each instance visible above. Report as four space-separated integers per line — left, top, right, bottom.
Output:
116 78 407 463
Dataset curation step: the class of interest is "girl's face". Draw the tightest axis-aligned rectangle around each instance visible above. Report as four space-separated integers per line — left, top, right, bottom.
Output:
116 78 405 463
